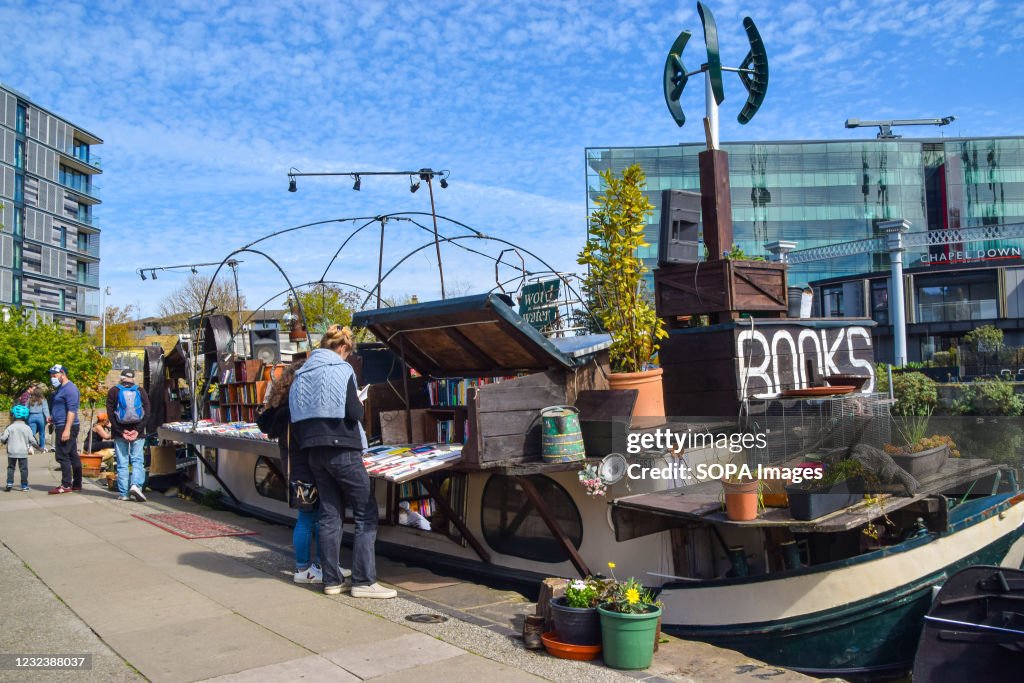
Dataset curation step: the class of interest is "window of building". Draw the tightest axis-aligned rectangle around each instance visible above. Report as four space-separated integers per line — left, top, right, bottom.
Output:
15 103 26 134
76 204 91 225
77 232 89 252
915 272 998 323
72 140 90 163
871 280 889 325
59 227 67 249
58 289 65 311
58 166 90 194
822 285 844 317
77 262 87 284
481 475 582 563
12 275 21 306
12 207 23 237
14 173 23 203
14 139 24 169
13 242 22 270
76 320 85 333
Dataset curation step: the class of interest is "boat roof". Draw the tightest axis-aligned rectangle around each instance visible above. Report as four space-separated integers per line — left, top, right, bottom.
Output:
352 293 609 377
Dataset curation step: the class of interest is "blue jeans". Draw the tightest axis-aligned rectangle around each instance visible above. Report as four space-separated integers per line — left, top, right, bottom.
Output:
294 506 321 571
27 414 45 450
114 438 145 496
309 447 377 588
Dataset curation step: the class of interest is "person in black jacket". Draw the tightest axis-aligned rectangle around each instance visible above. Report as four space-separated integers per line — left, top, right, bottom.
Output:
289 325 395 599
257 359 341 585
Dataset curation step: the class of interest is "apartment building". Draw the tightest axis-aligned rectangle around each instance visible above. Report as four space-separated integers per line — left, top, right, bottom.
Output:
0 83 101 330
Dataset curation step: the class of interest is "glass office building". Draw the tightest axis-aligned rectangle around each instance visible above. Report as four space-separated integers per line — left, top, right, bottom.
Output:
586 137 1024 287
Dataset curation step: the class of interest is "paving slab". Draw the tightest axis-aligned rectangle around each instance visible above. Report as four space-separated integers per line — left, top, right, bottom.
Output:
196 654 360 682
100 613 311 683
234 597 410 653
371 652 542 682
321 632 465 679
0 542 141 683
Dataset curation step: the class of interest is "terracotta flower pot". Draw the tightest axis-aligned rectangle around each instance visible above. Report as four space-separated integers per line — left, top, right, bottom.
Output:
608 367 665 428
722 479 759 521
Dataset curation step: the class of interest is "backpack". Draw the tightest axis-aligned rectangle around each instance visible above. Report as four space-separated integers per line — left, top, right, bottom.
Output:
116 385 145 424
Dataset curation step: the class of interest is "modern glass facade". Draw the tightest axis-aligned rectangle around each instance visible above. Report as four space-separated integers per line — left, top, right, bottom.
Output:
586 137 1024 287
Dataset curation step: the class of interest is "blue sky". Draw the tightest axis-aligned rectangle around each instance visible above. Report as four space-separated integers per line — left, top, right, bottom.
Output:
2 0 1023 316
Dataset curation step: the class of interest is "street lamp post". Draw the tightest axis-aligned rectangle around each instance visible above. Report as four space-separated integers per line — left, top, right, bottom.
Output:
101 285 111 355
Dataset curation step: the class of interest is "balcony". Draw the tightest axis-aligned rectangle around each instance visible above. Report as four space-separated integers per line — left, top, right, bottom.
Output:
59 148 102 174
67 213 99 230
59 178 101 202
916 299 999 323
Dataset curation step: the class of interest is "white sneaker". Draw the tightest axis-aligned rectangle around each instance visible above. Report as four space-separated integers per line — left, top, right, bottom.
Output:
128 485 147 502
350 582 397 599
294 565 323 584
323 581 351 595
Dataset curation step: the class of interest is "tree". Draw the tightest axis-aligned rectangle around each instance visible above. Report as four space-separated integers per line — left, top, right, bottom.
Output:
157 274 247 332
0 310 111 408
295 284 360 333
90 304 138 349
577 164 667 373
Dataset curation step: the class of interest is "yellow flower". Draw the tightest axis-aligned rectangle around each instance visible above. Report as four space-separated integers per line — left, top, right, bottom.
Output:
607 562 616 569
626 588 640 605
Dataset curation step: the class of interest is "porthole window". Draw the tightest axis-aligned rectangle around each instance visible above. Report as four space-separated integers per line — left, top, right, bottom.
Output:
254 457 286 502
481 475 582 563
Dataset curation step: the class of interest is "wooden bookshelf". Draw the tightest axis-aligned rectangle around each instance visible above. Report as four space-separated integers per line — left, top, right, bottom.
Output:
212 359 267 423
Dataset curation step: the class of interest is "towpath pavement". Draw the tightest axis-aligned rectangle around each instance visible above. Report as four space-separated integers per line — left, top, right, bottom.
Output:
0 456 821 682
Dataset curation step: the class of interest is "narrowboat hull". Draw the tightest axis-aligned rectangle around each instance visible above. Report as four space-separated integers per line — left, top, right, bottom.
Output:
658 492 1024 675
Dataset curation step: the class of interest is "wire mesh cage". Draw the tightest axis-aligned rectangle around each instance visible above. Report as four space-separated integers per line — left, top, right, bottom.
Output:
742 393 892 467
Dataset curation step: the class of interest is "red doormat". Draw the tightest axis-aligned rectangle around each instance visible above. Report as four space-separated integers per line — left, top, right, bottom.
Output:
131 512 259 539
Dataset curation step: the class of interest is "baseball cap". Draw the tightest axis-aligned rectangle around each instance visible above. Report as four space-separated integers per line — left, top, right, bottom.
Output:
49 364 68 375
120 368 136 379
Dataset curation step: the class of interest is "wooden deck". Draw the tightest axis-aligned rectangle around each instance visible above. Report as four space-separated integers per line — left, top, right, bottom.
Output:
611 458 1003 535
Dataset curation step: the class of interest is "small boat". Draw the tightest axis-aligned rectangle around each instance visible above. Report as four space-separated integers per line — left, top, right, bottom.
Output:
912 565 1024 682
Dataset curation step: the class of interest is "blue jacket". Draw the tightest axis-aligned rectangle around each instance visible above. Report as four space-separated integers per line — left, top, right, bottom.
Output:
289 349 366 451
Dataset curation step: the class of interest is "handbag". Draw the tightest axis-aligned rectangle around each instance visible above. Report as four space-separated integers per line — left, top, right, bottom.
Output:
290 479 319 511
285 425 318 511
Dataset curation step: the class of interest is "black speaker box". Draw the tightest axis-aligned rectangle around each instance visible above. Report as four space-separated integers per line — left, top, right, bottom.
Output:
250 328 281 364
658 189 701 266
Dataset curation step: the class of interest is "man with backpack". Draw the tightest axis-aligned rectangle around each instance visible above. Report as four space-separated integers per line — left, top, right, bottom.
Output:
106 368 150 502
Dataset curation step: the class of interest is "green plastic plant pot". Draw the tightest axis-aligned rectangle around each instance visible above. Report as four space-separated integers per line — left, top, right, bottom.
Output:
597 603 662 670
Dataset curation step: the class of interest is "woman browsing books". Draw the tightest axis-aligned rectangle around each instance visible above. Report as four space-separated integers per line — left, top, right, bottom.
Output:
289 325 396 600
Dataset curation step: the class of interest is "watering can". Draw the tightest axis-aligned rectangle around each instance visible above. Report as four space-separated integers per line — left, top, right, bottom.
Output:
541 405 586 463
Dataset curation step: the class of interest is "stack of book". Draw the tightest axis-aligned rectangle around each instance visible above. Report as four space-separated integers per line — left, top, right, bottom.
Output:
162 420 270 440
362 443 464 483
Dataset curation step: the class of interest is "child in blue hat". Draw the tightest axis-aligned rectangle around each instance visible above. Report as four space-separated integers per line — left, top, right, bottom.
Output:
3 404 38 491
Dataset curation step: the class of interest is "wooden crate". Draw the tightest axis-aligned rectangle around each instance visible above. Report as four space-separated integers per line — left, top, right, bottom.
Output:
661 319 877 416
654 259 787 319
461 371 568 466
380 409 431 445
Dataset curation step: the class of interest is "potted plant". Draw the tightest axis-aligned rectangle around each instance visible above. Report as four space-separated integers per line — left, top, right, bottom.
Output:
883 410 959 478
786 459 865 521
597 562 662 670
721 475 761 521
550 577 605 647
578 164 668 423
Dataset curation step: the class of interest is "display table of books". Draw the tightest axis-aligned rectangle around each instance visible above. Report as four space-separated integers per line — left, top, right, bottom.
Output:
363 443 464 484
158 420 280 458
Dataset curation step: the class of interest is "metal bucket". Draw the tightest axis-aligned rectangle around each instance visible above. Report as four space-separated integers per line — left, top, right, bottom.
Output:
541 405 586 463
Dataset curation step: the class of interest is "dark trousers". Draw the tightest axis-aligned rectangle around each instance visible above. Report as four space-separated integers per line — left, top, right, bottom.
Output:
6 458 28 486
309 447 377 588
54 423 81 488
